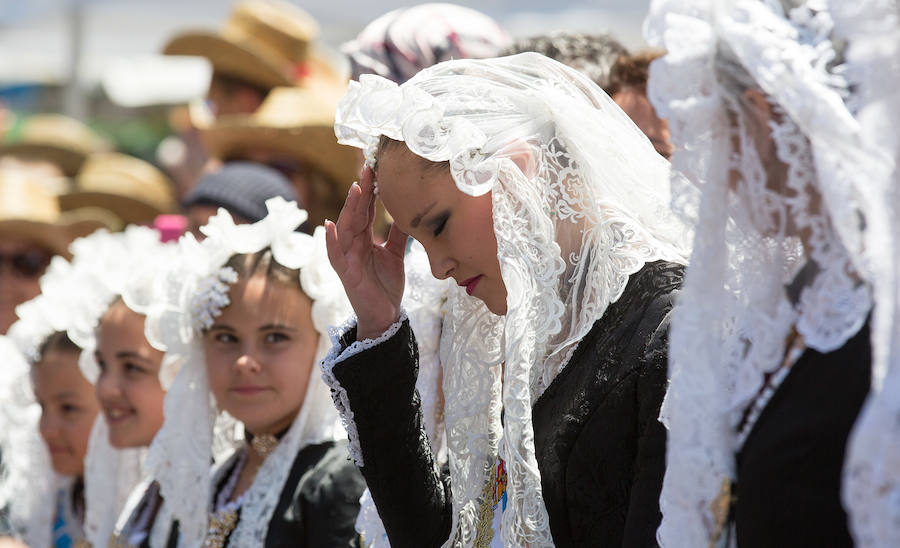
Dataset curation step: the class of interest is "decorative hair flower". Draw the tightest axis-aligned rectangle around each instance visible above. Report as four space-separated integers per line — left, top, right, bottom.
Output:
190 266 239 332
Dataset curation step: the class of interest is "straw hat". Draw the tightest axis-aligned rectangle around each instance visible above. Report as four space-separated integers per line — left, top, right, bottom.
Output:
0 171 110 257
0 114 111 177
60 153 177 226
163 0 343 91
197 86 360 195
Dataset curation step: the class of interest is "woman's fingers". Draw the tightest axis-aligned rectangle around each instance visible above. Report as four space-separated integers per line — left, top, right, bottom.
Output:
336 182 364 254
324 220 347 274
358 167 377 240
384 222 409 258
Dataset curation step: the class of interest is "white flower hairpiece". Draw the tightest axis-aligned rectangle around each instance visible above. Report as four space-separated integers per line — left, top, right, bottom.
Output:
190 266 239 332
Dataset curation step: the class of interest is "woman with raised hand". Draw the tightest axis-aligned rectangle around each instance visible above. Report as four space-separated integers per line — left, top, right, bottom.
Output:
322 52 694 547
143 197 366 548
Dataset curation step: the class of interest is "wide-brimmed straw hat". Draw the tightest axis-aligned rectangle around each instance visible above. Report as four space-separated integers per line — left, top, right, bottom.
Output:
59 153 177 226
0 114 112 177
0 171 111 257
163 0 344 91
196 86 360 195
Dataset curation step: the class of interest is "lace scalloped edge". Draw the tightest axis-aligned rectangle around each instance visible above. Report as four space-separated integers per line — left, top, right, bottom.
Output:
320 311 409 467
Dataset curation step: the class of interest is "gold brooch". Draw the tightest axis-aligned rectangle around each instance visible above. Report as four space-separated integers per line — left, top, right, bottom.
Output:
203 508 239 548
250 433 279 458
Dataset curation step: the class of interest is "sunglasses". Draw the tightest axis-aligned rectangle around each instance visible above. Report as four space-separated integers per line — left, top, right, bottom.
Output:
0 250 52 278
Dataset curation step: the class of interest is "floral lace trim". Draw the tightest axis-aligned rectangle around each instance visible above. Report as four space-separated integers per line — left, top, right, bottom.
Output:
191 266 238 332
321 311 409 467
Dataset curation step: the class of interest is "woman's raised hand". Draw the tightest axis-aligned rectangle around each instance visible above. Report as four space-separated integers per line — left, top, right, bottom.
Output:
325 166 408 340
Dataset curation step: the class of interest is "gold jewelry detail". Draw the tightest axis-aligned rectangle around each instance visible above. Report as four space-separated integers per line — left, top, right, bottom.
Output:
203 508 239 548
709 478 734 548
109 532 136 548
472 461 499 548
250 433 279 458
73 538 92 548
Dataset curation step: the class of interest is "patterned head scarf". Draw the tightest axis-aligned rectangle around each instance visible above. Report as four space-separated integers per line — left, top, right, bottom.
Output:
342 3 510 83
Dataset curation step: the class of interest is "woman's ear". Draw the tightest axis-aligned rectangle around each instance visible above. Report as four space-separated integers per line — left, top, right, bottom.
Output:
500 140 537 179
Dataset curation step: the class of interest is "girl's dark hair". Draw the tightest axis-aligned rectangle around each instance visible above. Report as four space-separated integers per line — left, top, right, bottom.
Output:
37 331 80 361
224 247 302 291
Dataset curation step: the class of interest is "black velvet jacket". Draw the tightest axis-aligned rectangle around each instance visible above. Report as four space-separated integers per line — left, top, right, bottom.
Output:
332 260 684 547
163 440 365 548
734 321 871 547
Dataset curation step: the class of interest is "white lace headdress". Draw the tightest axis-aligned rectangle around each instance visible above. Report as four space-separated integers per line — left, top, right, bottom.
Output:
644 0 891 545
0 334 56 548
827 1 900 545
143 197 351 548
335 52 692 547
2 227 168 547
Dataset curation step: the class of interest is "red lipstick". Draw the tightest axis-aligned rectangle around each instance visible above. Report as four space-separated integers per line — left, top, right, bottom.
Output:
458 275 483 296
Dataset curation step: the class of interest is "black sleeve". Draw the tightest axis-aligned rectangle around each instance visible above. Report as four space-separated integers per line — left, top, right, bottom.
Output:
331 320 453 548
300 449 368 548
622 303 673 547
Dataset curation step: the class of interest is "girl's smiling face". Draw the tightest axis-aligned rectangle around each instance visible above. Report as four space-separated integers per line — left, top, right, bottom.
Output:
33 346 99 477
95 299 166 448
203 272 320 435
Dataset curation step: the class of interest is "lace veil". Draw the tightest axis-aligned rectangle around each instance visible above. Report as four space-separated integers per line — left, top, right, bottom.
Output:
828 1 900 545
645 0 891 545
0 334 56 548
142 197 351 548
335 52 692 546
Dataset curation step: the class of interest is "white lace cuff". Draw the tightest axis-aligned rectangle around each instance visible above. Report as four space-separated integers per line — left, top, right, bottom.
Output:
320 311 408 467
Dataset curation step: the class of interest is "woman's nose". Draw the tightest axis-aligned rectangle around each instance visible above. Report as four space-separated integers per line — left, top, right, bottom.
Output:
96 370 123 401
427 247 456 280
235 351 262 373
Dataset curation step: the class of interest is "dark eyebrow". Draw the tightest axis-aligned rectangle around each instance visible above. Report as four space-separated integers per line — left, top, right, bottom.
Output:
115 351 152 363
52 391 79 401
410 201 438 228
207 324 235 332
259 324 297 332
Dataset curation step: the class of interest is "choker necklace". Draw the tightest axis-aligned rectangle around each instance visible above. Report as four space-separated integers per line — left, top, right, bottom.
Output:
249 433 279 458
245 424 289 459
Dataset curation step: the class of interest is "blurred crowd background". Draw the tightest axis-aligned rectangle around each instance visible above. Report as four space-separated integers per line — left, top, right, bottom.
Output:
0 0 665 335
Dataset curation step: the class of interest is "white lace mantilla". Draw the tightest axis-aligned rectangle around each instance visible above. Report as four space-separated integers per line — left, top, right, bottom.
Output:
829 1 900 545
646 1 887 546
83 417 148 547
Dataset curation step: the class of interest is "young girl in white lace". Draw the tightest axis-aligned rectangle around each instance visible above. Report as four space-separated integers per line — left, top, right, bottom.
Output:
646 0 893 545
321 52 694 547
23 331 97 548
100 295 172 548
143 197 365 548
58 227 183 548
2 229 157 548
